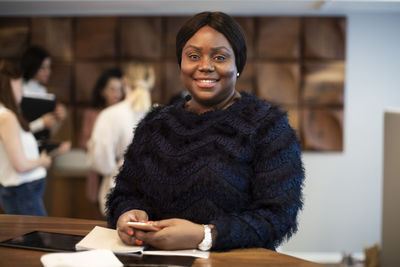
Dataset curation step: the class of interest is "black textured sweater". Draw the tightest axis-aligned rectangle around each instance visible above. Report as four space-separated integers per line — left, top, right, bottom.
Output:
106 92 304 251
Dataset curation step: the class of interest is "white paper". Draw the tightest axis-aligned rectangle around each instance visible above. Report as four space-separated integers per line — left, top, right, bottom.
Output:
40 249 123 267
76 226 209 258
75 226 144 253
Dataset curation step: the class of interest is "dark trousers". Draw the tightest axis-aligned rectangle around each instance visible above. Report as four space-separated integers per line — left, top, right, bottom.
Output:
0 178 47 216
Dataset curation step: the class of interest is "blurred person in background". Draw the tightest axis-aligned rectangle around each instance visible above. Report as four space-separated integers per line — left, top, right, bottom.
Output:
20 45 70 155
0 60 51 216
87 61 155 215
79 68 124 204
125 61 155 112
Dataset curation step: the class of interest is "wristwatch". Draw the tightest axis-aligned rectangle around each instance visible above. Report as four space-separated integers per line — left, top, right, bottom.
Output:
198 224 212 251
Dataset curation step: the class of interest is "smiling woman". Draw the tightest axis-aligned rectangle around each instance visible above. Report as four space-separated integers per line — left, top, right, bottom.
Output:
181 25 238 112
106 11 305 252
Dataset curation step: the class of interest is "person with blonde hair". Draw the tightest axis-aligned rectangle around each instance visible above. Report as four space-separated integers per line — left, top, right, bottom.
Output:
87 61 155 215
123 61 155 112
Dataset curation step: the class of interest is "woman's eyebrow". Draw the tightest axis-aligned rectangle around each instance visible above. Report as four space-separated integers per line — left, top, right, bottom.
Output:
211 46 231 52
183 45 231 53
183 45 201 51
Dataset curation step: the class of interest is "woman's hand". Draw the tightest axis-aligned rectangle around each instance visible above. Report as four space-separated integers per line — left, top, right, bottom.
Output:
116 209 148 245
48 141 71 157
135 218 204 250
39 151 52 169
41 113 57 129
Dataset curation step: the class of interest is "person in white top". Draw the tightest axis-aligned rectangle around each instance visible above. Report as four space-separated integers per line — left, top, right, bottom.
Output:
87 61 155 216
20 45 70 154
79 68 124 204
0 61 51 216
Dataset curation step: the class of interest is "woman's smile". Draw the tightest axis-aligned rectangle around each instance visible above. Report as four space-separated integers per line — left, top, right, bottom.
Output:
194 78 219 88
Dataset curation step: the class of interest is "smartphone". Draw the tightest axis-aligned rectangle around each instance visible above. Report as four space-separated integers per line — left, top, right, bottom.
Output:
127 221 160 231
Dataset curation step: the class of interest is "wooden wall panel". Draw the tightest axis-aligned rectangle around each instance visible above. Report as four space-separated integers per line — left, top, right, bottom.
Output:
164 60 186 104
302 108 343 151
47 61 72 104
256 62 300 105
166 17 190 59
31 18 73 62
257 17 301 60
75 17 117 59
303 61 345 106
0 18 29 58
304 17 346 60
236 61 255 94
120 17 162 59
150 62 163 105
236 17 255 60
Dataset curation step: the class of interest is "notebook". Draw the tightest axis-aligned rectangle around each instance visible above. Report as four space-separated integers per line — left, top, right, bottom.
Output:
75 226 209 258
20 92 56 122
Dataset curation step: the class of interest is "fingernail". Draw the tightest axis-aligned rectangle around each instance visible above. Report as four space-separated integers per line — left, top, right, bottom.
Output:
128 229 133 235
136 239 143 245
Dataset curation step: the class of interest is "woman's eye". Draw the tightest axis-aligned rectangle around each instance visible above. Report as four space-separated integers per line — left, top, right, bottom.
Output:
189 54 200 60
214 55 226 61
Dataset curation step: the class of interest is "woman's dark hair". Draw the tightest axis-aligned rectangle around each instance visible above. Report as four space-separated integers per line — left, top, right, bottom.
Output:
91 68 123 108
20 45 50 81
176 11 247 74
0 60 30 131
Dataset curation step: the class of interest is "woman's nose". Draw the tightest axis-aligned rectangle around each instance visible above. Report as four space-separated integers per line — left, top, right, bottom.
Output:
198 57 215 72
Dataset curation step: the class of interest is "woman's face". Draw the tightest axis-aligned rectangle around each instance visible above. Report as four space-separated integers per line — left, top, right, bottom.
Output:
180 25 237 107
34 57 52 84
11 78 23 105
101 77 123 107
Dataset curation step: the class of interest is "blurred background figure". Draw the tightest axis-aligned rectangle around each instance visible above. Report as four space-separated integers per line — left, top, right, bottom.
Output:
20 45 70 155
124 61 155 112
0 60 52 216
78 68 124 204
87 61 155 216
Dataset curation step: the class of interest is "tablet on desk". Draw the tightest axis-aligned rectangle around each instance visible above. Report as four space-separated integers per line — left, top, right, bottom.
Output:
0 231 84 252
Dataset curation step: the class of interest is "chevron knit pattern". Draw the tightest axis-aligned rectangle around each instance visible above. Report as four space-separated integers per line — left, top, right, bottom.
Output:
106 92 304 251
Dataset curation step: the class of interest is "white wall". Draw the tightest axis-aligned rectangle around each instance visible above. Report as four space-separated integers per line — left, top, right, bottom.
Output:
281 13 400 254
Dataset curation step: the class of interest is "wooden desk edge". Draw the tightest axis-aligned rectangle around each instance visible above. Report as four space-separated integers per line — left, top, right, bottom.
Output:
0 215 322 267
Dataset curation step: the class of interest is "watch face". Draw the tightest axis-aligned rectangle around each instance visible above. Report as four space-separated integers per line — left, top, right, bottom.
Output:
198 225 212 251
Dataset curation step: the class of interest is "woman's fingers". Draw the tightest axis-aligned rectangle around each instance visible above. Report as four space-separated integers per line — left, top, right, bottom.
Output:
116 209 151 245
117 226 136 245
151 218 174 229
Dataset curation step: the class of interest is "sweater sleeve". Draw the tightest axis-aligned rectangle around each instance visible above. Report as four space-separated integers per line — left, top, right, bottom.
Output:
105 107 162 228
211 107 304 251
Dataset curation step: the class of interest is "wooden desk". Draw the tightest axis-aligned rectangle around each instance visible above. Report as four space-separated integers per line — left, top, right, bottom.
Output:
0 215 321 267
